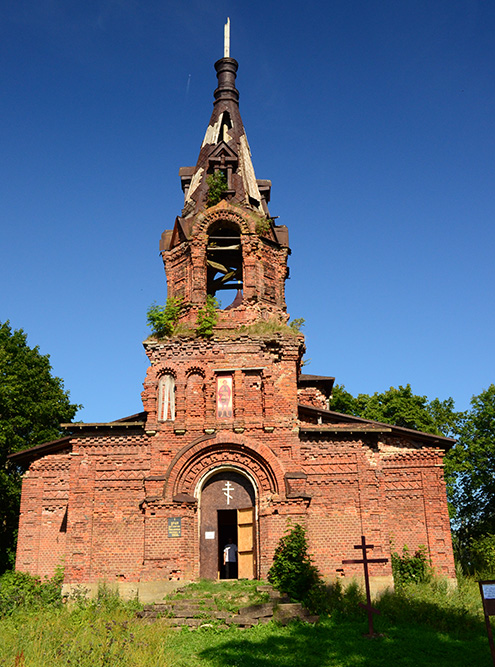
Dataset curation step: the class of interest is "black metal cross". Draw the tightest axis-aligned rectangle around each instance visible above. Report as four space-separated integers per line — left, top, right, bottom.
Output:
342 535 388 637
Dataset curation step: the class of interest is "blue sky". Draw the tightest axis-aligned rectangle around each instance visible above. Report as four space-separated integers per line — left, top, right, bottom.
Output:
1 1 494 422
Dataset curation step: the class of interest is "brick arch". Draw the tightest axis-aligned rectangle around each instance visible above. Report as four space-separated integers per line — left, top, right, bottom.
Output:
196 208 250 236
157 367 177 378
163 433 285 501
185 366 206 378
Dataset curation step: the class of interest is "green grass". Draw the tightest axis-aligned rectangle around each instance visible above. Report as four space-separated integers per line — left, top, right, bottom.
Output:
166 578 270 613
0 577 493 666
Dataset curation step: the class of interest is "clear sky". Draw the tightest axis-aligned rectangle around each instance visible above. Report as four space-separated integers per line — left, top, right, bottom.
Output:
1 1 494 423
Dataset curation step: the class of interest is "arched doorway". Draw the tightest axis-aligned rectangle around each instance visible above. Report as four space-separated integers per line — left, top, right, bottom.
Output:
198 469 256 580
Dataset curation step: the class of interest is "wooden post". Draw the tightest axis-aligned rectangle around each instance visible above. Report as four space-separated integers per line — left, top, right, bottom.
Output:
342 535 388 637
479 580 495 666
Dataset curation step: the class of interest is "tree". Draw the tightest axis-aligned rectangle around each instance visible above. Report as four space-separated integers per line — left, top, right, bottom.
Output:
0 322 80 572
445 385 495 539
330 383 460 436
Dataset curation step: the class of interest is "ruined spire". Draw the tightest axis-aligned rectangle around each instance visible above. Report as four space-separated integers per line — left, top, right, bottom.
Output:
178 21 269 217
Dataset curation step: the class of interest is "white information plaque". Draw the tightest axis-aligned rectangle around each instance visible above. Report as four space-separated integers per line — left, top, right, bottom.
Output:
482 584 495 599
205 531 215 540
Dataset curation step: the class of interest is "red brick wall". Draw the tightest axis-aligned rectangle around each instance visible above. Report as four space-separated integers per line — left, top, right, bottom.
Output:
14 333 455 586
15 452 70 578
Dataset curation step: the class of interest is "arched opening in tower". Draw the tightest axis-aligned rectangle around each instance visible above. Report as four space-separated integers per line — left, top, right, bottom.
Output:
206 221 243 309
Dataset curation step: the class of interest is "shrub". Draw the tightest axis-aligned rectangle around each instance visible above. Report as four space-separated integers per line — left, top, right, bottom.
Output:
206 171 227 207
196 295 219 337
267 523 325 612
146 297 183 337
0 568 63 616
391 545 431 587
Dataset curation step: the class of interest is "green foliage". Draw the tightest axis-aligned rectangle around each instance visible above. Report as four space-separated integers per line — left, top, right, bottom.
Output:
146 297 183 337
330 383 460 435
328 384 357 415
255 216 271 236
376 575 484 638
196 295 219 337
267 523 325 612
0 575 491 666
391 545 431 588
445 385 495 535
443 385 495 574
288 317 305 333
0 568 64 616
468 534 495 575
206 171 228 207
454 533 495 577
238 319 299 337
0 321 80 572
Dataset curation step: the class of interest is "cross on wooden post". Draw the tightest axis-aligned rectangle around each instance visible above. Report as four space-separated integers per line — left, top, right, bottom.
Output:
342 535 388 637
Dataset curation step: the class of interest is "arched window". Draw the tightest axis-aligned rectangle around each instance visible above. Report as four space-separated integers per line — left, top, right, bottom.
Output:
206 221 243 308
158 374 175 421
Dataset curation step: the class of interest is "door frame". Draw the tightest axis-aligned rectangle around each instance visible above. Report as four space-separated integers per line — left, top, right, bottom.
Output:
196 465 259 579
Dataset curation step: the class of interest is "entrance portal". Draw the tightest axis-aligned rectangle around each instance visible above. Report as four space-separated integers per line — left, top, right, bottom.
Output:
199 470 256 579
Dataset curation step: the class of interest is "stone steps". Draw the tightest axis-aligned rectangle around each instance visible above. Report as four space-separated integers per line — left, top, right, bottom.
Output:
136 585 319 628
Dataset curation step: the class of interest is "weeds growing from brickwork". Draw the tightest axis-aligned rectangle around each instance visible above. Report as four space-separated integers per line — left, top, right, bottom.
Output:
196 295 219 337
146 297 184 337
205 171 228 208
0 572 493 666
237 319 300 338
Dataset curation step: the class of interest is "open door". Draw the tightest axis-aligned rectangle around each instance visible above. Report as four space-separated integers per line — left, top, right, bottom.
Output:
237 507 254 579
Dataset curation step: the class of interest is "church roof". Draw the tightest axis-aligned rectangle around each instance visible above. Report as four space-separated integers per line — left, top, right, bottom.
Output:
297 403 455 449
8 412 147 465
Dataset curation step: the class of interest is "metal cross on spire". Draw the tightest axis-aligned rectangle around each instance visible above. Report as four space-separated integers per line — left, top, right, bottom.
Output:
224 17 230 58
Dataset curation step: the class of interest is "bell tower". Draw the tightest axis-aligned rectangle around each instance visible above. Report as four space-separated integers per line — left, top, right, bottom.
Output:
142 21 304 446
159 22 290 328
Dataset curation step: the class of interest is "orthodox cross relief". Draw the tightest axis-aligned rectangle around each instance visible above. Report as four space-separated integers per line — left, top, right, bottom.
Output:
223 480 234 505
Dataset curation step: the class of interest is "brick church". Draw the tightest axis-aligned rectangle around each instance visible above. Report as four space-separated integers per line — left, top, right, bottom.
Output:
11 36 456 595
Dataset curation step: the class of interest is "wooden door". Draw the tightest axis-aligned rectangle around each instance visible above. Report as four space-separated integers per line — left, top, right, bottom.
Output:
237 507 254 579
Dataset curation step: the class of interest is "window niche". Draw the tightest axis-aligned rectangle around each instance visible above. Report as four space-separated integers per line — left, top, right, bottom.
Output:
158 374 176 421
185 370 206 421
206 220 243 309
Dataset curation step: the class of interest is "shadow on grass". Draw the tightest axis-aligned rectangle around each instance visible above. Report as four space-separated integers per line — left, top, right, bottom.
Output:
377 582 486 638
198 610 492 667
